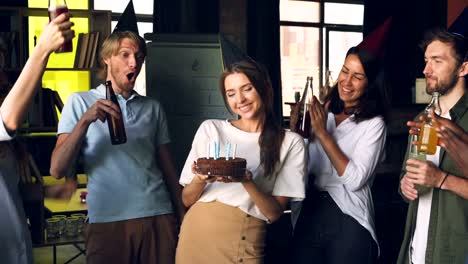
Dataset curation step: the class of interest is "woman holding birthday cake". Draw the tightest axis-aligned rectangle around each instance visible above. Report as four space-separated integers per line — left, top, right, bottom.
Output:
176 60 307 264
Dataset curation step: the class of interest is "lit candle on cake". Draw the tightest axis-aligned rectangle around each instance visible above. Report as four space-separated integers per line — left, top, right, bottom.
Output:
226 142 231 160
213 141 216 159
214 141 220 159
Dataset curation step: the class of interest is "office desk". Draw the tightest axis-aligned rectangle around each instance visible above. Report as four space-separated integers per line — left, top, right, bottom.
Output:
39 188 88 264
43 174 88 187
44 188 87 214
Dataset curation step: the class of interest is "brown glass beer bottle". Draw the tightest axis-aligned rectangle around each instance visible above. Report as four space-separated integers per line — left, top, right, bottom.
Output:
105 80 127 145
48 0 73 52
295 76 312 137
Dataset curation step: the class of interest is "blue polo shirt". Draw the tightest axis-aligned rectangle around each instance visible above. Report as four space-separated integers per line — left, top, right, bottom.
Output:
58 84 173 223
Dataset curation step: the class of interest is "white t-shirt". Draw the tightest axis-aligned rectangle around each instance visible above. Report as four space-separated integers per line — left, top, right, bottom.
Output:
307 113 386 246
411 113 450 264
0 113 14 141
179 119 307 222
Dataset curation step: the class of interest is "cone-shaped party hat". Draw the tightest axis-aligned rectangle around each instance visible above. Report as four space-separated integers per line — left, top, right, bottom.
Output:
448 7 467 38
113 0 139 34
357 17 392 58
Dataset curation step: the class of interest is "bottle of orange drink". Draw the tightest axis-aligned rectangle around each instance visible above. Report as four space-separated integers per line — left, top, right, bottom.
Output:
418 92 441 155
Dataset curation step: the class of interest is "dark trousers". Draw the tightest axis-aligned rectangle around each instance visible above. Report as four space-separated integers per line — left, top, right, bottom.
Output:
85 214 178 264
292 191 377 264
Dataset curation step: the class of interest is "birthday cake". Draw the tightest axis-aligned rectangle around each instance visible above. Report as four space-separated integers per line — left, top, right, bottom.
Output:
196 157 247 178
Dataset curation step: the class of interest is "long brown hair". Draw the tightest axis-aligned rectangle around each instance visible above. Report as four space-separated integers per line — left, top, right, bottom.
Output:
219 60 285 178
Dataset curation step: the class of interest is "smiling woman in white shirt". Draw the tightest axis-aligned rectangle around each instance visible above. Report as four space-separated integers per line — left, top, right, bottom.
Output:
290 44 390 264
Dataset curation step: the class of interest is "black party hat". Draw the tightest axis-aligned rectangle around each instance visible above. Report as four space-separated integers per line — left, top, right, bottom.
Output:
219 34 253 69
113 0 139 34
448 7 467 38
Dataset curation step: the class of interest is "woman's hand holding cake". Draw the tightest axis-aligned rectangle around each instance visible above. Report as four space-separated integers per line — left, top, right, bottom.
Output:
191 162 217 184
192 159 251 183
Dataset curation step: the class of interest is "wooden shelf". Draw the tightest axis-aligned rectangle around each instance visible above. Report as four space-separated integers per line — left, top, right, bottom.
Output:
1 5 111 131
43 174 88 187
19 131 57 137
22 8 95 18
2 67 23 72
19 125 57 135
45 68 95 71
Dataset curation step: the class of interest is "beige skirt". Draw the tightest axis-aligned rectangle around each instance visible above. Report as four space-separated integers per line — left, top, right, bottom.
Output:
176 201 266 264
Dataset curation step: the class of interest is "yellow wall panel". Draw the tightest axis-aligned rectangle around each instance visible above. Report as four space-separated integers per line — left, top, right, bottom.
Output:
28 16 89 68
42 71 90 103
28 14 90 104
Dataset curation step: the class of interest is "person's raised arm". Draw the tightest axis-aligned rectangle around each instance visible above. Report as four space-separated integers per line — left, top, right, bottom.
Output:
0 14 74 132
309 96 349 175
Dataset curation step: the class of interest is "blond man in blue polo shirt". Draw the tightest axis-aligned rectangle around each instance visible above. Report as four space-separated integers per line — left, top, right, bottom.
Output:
50 30 184 264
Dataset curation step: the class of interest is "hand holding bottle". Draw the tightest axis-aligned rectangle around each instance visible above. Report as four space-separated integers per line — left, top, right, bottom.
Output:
432 109 468 177
400 175 418 201
289 103 301 131
49 0 73 52
405 159 447 189
81 98 120 124
407 116 425 136
290 77 312 138
431 109 468 145
406 93 440 155
406 134 430 195
37 13 74 55
105 81 127 145
418 92 441 154
308 96 330 141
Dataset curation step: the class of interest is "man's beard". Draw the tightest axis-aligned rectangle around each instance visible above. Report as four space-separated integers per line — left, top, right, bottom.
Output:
426 70 459 95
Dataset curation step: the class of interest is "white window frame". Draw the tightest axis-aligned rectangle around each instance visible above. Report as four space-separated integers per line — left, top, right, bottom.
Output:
280 0 364 117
